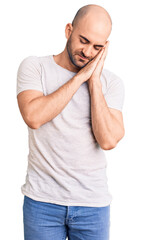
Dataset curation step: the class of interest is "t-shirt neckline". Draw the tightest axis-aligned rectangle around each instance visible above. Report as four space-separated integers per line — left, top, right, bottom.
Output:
50 55 77 75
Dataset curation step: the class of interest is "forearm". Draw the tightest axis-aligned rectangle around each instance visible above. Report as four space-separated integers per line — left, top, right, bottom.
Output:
88 79 122 150
26 75 83 129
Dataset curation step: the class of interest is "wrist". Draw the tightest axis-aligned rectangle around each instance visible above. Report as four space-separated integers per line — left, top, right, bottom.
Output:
73 73 85 86
88 78 102 93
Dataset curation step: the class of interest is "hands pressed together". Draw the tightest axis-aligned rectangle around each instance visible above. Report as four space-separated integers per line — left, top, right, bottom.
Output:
77 41 110 85
89 41 109 80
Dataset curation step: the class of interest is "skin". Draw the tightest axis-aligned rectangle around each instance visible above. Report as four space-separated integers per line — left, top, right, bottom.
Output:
53 4 125 149
53 4 112 73
17 4 125 150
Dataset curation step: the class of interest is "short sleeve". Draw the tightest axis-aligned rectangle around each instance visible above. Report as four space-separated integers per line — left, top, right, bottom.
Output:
104 72 125 112
16 56 43 96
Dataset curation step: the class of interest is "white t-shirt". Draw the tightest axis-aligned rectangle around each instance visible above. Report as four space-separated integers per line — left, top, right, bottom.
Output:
16 55 125 207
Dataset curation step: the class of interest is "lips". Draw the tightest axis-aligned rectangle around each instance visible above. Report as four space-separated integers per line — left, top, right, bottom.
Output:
78 54 88 60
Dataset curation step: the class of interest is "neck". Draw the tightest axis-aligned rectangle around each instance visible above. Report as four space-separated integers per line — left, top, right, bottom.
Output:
53 47 80 73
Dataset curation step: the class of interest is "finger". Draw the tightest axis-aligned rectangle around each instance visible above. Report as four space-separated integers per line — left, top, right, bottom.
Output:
103 40 110 48
85 48 104 71
94 43 109 72
103 41 110 55
90 48 105 64
99 41 109 62
92 41 109 63
86 41 109 69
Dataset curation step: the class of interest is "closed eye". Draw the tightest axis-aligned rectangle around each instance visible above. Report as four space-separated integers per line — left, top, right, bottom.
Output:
80 37 102 51
79 34 104 51
94 46 102 51
80 39 87 44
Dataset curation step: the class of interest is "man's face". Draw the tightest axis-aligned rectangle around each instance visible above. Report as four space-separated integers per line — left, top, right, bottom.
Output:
66 22 109 70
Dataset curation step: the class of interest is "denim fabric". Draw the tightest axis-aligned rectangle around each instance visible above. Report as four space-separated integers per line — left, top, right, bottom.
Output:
23 195 110 240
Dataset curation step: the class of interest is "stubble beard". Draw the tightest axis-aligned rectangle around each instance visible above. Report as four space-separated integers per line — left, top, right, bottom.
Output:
66 37 88 70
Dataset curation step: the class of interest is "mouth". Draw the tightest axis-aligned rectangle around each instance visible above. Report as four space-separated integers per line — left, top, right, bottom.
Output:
78 54 88 61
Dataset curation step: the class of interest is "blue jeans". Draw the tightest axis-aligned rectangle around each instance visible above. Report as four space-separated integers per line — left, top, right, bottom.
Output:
23 195 110 240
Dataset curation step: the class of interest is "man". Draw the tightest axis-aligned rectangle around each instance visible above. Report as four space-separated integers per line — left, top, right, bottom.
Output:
17 4 125 240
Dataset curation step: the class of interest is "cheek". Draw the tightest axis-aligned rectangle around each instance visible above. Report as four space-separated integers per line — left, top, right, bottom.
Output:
70 38 81 52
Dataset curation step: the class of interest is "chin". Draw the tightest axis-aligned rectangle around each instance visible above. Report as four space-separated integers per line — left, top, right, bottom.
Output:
72 58 88 69
77 60 89 68
74 62 85 69
68 53 87 70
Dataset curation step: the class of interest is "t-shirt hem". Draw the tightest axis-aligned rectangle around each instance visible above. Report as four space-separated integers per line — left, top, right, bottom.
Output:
21 190 112 207
17 87 43 96
107 104 122 112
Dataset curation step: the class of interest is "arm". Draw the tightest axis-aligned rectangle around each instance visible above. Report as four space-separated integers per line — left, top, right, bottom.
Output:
88 41 125 150
17 50 105 129
88 79 125 150
17 75 83 129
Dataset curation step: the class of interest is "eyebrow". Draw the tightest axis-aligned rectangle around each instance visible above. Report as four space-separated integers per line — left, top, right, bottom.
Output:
79 35 104 48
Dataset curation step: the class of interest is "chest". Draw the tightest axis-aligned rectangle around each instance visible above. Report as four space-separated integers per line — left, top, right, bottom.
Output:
41 64 92 122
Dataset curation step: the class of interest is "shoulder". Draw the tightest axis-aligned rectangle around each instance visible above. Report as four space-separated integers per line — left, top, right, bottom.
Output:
17 56 40 72
18 55 51 67
101 68 124 86
17 55 50 75
18 56 40 69
101 68 125 94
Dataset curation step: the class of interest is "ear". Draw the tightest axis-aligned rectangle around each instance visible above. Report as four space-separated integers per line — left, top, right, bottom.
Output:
65 23 73 40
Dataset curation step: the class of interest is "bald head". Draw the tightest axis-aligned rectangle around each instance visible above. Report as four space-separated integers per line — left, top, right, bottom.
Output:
72 4 112 35
64 4 112 71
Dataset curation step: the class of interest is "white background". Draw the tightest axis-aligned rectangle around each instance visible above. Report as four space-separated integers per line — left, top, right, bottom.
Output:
0 0 141 239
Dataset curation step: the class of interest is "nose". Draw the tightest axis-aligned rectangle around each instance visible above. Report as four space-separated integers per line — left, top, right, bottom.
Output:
82 46 97 59
82 46 93 58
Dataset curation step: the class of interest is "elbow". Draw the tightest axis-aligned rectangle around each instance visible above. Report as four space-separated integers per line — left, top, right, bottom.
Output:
25 114 40 129
28 122 39 130
101 135 125 151
100 138 117 150
26 119 39 129
101 128 125 151
101 142 117 150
